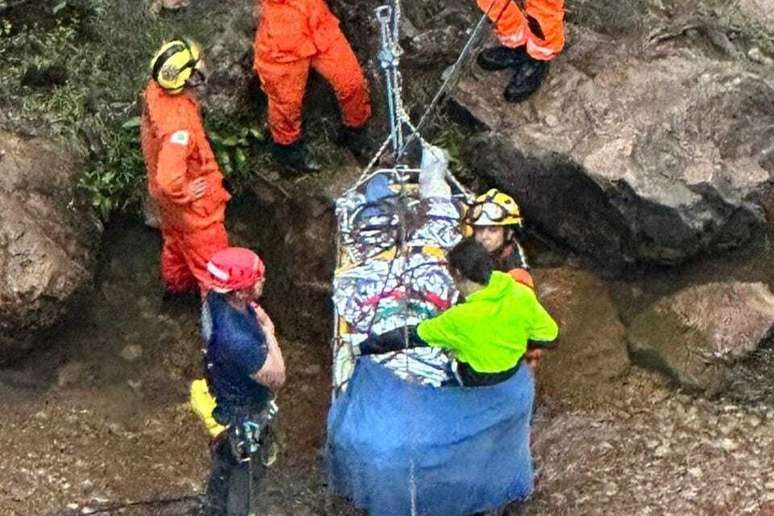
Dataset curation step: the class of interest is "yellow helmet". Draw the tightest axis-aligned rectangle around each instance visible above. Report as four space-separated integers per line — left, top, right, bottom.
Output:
150 38 204 94
466 188 523 227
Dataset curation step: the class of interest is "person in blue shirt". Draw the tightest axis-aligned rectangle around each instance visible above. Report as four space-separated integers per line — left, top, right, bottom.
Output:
200 247 285 515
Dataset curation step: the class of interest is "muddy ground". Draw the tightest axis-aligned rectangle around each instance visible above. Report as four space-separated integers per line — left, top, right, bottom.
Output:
0 217 772 515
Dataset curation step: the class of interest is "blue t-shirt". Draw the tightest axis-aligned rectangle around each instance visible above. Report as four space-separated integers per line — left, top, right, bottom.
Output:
202 292 271 425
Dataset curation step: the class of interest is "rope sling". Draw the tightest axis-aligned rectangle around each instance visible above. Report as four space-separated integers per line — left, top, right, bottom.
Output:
329 4 516 513
334 0 510 394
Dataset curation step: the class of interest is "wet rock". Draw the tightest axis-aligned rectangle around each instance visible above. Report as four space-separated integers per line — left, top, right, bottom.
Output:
0 133 101 364
57 362 85 388
200 1 256 117
148 0 190 15
120 344 143 362
627 282 774 393
738 0 774 27
455 29 772 272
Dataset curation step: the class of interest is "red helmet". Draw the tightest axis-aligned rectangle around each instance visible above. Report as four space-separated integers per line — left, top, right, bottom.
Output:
206 247 265 293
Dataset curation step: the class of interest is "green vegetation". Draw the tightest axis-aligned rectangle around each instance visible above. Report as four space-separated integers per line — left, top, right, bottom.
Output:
205 114 269 196
706 1 774 55
432 113 476 186
78 117 145 220
0 0 257 219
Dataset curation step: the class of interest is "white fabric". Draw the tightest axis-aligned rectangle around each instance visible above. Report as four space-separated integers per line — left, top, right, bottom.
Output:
333 163 463 388
206 262 230 281
526 38 556 59
497 27 527 48
170 130 190 146
419 145 451 200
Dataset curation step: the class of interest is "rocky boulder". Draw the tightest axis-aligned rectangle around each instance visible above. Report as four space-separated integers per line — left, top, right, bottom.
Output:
738 0 774 27
0 133 101 363
200 1 257 117
454 25 773 272
626 282 774 393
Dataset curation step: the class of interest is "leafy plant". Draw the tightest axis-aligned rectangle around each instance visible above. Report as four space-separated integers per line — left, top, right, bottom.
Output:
1 0 242 218
432 112 474 181
208 125 265 183
78 118 144 220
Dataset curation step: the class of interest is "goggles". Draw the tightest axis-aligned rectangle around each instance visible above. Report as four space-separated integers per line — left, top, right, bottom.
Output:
465 200 513 225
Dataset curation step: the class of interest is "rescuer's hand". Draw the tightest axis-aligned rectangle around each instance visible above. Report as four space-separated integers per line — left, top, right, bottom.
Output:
188 177 208 200
254 332 286 391
525 348 544 372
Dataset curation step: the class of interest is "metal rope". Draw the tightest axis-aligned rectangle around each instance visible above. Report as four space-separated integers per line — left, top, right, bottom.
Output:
358 0 504 182
396 5 496 161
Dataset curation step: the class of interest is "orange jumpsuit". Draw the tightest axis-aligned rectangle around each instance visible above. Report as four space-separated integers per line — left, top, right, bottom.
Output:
253 0 371 145
141 82 231 294
477 0 565 61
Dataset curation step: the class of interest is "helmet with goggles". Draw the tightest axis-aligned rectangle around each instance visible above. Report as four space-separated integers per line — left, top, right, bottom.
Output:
150 38 205 94
465 188 523 227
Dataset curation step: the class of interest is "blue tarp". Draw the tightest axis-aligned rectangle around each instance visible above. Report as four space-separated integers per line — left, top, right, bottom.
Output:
326 358 535 516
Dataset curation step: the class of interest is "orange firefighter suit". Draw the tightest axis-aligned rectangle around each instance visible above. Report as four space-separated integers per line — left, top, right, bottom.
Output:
253 0 371 145
476 0 565 61
141 81 231 294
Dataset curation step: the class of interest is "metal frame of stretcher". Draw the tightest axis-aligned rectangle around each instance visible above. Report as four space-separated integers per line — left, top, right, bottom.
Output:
331 166 472 400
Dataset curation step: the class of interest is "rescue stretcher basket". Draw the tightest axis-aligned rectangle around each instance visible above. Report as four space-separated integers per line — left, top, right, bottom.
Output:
326 160 535 515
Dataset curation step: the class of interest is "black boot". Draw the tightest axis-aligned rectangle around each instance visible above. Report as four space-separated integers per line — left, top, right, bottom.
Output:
271 141 321 174
337 125 375 161
504 57 549 103
476 45 529 71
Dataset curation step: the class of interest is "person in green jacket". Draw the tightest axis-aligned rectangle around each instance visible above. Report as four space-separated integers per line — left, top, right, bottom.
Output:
358 238 559 387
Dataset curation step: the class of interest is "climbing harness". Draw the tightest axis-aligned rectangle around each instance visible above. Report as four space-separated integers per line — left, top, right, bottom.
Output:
227 400 278 516
227 400 278 464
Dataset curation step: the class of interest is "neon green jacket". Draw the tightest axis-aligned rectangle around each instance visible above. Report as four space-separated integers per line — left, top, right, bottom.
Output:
417 271 558 373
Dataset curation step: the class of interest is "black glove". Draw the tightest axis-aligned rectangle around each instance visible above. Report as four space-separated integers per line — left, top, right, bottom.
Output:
358 325 428 355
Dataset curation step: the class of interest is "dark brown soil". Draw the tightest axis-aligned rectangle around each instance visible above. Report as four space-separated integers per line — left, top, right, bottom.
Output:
1 219 772 515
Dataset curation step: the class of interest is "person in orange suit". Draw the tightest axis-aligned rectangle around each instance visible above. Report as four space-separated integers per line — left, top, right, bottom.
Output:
140 39 231 296
475 0 565 103
253 0 373 173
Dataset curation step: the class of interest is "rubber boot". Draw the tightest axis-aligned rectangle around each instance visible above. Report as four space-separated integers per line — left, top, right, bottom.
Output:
504 57 549 103
476 45 529 71
271 141 321 174
337 125 375 162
